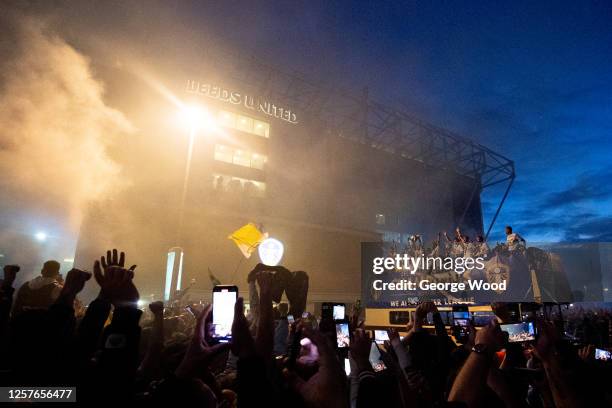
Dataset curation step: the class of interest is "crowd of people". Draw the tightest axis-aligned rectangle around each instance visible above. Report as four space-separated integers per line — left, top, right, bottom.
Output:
1 248 611 407
392 225 525 263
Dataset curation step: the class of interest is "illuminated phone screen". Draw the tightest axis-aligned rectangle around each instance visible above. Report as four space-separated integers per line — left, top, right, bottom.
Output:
212 288 237 339
374 330 390 344
501 322 535 343
336 323 350 348
333 305 345 320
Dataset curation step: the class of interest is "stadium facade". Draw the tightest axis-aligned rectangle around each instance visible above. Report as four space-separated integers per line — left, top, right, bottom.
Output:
75 65 514 306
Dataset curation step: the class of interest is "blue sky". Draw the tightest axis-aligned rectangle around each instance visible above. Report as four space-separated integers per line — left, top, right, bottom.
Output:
214 0 612 243
164 0 612 242
27 0 612 242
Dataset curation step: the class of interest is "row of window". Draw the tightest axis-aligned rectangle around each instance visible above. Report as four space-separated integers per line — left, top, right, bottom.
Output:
212 111 268 197
218 110 270 138
213 173 266 197
214 144 267 170
376 213 400 226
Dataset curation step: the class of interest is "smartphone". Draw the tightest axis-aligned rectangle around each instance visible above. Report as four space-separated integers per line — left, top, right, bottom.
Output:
594 348 611 361
302 311 310 319
374 330 390 344
333 304 346 320
212 285 238 342
452 311 470 320
322 302 346 320
344 358 351 376
452 318 470 343
336 322 350 348
369 342 386 372
472 311 496 326
287 314 295 324
506 304 521 323
500 322 535 343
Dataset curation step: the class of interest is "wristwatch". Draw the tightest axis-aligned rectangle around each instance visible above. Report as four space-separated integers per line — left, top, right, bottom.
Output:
471 343 490 355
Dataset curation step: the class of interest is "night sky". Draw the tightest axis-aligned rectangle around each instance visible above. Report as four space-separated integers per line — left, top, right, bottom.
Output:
11 0 612 243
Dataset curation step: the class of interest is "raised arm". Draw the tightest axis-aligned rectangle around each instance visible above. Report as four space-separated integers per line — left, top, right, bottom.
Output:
138 301 165 380
448 321 504 408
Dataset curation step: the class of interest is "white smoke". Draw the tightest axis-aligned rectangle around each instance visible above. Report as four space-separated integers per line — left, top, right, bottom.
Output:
0 15 134 229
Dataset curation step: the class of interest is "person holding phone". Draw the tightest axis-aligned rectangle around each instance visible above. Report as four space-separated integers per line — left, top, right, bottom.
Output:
211 285 238 342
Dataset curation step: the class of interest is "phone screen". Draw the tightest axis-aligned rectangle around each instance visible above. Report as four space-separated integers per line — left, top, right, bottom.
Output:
369 342 386 372
595 348 611 361
344 358 351 376
453 311 470 320
287 314 295 324
452 318 470 343
336 323 350 348
212 286 237 340
333 304 346 320
501 322 535 343
374 330 390 344
472 311 496 326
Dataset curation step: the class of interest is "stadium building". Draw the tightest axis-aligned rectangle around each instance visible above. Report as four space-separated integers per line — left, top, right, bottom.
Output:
75 56 515 307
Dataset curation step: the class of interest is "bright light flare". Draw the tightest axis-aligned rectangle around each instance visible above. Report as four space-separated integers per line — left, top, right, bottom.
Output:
178 105 217 132
34 231 47 242
258 237 284 266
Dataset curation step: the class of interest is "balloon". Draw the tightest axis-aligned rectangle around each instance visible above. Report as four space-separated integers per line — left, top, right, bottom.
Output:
258 237 284 266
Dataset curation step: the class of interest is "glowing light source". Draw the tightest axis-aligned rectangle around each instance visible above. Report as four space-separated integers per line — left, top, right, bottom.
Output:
258 237 284 266
137 300 146 308
63 258 74 263
34 231 47 242
178 105 217 131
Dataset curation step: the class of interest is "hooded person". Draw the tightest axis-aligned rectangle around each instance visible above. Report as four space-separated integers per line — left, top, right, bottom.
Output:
12 260 62 316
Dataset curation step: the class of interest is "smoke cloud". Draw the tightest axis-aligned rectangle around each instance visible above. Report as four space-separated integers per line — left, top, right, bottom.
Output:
0 14 134 229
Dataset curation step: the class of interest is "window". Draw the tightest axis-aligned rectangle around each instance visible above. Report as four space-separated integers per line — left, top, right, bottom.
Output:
251 153 265 170
214 145 233 164
375 214 386 225
212 173 266 197
233 149 251 167
214 144 267 170
218 110 270 138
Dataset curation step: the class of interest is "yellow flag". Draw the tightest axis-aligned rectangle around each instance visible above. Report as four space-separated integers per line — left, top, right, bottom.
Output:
228 223 268 258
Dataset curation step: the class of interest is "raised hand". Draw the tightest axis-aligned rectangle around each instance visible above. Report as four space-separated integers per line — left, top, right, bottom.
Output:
349 303 363 333
93 249 139 307
464 319 477 350
283 327 348 408
474 320 505 352
176 304 230 378
415 301 436 324
100 248 134 270
256 270 274 295
351 328 372 362
577 344 594 362
1 265 20 289
387 327 400 342
351 328 374 374
56 268 92 306
231 297 256 359
532 320 558 363
61 268 92 296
